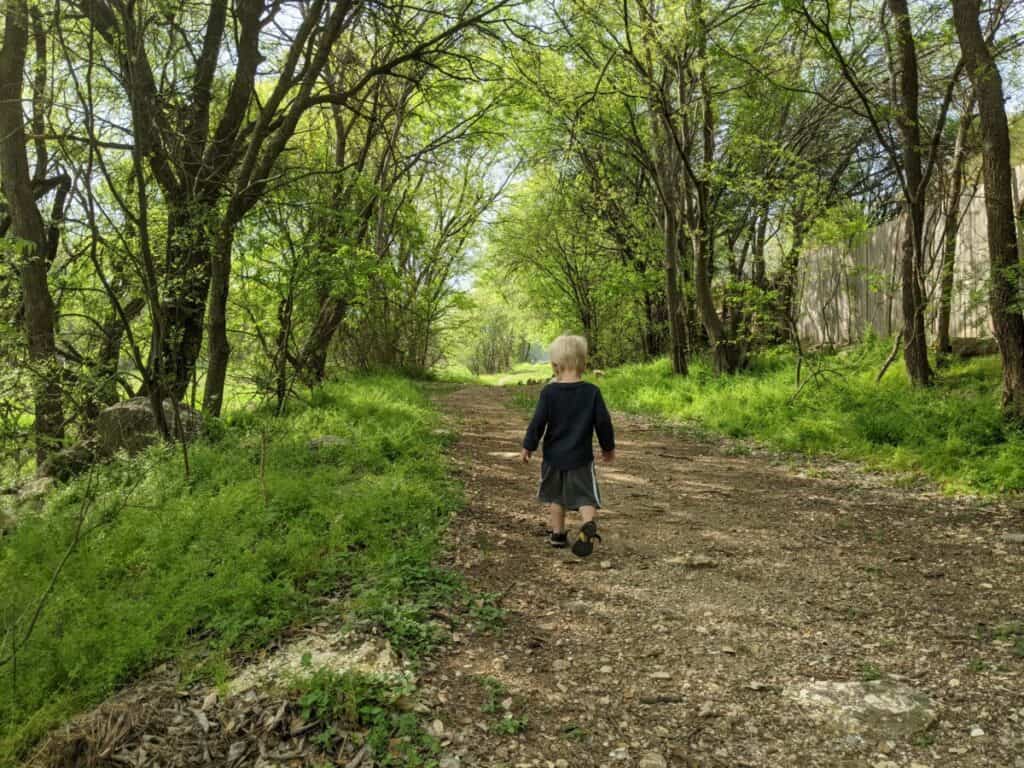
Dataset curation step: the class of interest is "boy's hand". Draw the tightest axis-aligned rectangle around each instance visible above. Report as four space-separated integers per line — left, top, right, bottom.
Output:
521 448 532 463
601 449 616 463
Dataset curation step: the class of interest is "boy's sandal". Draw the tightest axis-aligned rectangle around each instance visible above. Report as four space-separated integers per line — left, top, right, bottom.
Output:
548 531 568 548
571 521 601 558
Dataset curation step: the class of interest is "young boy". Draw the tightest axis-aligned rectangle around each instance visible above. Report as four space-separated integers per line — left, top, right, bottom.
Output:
520 335 615 557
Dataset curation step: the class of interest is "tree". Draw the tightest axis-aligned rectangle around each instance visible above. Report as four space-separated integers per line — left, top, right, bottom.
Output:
491 172 607 356
687 0 745 373
67 0 353 413
936 107 976 355
72 0 514 415
952 0 1024 419
792 0 966 386
508 1 691 372
0 0 65 465
885 0 934 386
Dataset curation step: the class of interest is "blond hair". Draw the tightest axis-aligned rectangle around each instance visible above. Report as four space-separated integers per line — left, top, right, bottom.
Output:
549 334 588 374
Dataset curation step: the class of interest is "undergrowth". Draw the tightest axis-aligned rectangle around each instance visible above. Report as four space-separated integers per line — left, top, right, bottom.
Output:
0 375 461 762
293 666 438 766
596 340 1024 494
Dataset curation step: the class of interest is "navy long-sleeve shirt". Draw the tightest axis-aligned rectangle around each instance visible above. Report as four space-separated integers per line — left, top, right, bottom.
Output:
523 381 615 470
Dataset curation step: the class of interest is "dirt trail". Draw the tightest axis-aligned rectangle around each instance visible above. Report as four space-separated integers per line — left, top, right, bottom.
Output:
423 384 1024 768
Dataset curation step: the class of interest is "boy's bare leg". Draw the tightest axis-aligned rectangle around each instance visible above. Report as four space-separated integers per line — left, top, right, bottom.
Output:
579 505 596 525
548 503 566 534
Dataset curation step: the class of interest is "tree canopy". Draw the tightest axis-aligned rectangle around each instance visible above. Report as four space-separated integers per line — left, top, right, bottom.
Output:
2 0 1024 478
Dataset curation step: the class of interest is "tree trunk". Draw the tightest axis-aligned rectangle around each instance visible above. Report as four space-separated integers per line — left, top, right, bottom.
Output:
953 0 1024 419
296 295 349 384
692 216 741 372
654 131 688 375
887 0 933 386
690 0 741 374
689 168 742 371
161 204 213 400
86 297 145 423
752 209 769 292
0 0 64 467
936 228 956 355
663 204 689 375
579 306 598 364
643 291 667 359
937 112 972 355
897 218 932 384
274 295 293 415
677 218 702 351
202 229 232 416
775 210 805 343
651 92 689 375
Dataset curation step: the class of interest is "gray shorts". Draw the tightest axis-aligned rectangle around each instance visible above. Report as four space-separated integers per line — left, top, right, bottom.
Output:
538 461 602 510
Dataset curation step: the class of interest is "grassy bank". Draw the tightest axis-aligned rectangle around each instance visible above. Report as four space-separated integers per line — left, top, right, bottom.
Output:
0 376 461 760
596 343 1024 495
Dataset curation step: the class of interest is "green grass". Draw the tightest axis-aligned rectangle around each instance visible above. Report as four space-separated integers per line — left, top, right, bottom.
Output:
293 666 438 766
493 714 529 735
992 621 1024 658
859 661 883 682
595 341 1024 495
0 375 461 762
480 362 551 386
447 362 551 387
479 675 508 714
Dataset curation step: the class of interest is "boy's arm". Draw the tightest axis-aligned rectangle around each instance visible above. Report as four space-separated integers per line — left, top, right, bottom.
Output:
522 389 548 461
594 389 615 455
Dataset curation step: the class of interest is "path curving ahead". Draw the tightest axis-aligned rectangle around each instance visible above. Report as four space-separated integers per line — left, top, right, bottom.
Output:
424 384 1024 768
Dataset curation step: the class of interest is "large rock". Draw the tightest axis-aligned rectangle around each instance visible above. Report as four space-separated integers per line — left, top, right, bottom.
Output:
17 475 56 500
785 678 937 739
950 337 999 358
308 435 345 451
228 634 400 695
39 443 95 481
96 397 202 457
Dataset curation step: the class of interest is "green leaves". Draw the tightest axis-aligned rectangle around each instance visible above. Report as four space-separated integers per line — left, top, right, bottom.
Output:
293 667 439 766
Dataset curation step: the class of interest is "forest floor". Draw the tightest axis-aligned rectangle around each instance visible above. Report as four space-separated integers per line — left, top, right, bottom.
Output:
422 384 1024 768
